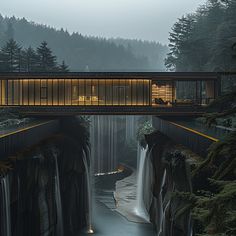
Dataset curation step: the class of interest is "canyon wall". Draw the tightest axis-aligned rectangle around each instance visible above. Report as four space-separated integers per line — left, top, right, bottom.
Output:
0 116 90 236
142 131 193 236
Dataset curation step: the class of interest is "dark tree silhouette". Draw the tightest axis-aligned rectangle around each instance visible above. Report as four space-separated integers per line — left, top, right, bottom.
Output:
36 41 57 72
0 40 69 72
5 21 14 40
22 47 39 72
165 0 236 72
0 39 21 72
0 15 167 71
59 60 69 72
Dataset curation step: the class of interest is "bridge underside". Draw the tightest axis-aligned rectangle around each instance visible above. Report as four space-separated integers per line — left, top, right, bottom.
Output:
10 105 206 116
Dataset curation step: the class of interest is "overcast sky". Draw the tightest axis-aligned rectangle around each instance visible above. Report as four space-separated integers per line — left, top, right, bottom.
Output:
1 0 206 44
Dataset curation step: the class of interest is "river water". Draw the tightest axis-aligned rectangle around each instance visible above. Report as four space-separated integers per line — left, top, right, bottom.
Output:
80 171 155 236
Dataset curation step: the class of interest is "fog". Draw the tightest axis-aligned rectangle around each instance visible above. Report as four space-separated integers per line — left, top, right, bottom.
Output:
1 0 206 43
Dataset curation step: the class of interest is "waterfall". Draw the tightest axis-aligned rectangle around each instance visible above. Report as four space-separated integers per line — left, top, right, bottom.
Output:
82 149 93 234
0 175 12 236
54 155 64 236
125 116 139 142
158 169 167 236
90 116 118 174
135 145 149 221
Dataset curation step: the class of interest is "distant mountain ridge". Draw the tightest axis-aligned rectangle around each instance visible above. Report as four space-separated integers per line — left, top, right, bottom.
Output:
0 15 168 71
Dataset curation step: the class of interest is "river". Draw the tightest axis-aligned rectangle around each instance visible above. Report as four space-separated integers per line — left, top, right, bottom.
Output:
80 169 155 236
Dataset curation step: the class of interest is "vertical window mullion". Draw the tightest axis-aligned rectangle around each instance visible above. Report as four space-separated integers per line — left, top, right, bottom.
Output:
118 79 120 105
77 79 80 105
91 79 93 106
84 79 86 106
57 79 59 106
70 79 72 106
104 78 107 106
97 78 100 106
28 80 30 105
33 79 35 105
112 79 113 106
21 80 23 106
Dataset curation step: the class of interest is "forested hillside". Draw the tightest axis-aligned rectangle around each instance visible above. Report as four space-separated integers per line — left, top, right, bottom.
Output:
166 0 236 72
109 38 168 71
0 14 167 71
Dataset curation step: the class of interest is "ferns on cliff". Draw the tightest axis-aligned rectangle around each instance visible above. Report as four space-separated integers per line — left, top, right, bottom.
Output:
192 180 236 235
191 87 236 235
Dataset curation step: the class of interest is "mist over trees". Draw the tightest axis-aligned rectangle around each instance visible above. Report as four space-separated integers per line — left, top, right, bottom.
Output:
0 15 168 71
166 0 236 72
0 39 69 72
109 38 168 70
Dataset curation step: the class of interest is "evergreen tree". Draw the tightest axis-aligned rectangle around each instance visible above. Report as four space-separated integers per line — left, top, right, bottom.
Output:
5 21 14 40
165 15 195 71
0 39 21 72
0 15 153 71
21 47 39 72
36 41 57 72
59 60 69 72
165 0 236 72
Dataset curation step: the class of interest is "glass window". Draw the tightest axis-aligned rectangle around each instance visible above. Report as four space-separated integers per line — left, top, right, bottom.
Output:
105 80 112 105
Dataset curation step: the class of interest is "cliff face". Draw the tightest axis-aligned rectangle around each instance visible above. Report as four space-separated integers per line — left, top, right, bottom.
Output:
0 116 90 236
142 131 192 236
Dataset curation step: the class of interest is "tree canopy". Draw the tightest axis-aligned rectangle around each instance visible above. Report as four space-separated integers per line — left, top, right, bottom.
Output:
166 0 236 72
0 39 69 72
0 15 168 71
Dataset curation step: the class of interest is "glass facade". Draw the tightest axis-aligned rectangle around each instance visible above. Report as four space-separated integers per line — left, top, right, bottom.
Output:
0 79 151 106
152 81 175 105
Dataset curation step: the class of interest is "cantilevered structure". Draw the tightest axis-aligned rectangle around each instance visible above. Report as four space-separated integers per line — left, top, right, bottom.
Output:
0 72 223 115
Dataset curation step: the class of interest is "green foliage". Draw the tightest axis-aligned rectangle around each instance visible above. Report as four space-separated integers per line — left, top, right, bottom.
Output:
59 60 69 72
192 85 236 234
192 128 236 234
204 88 236 126
36 41 57 72
0 39 21 72
110 38 169 71
0 15 167 71
22 47 39 72
193 131 236 181
0 39 69 72
192 180 236 235
166 0 236 72
136 120 155 147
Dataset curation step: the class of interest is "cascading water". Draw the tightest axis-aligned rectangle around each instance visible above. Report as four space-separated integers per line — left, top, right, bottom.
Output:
0 175 12 236
82 149 93 234
90 116 118 174
125 116 139 142
54 154 64 236
158 169 167 236
135 145 149 221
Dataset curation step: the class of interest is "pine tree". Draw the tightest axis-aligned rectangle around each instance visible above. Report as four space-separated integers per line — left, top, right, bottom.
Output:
36 41 57 72
5 21 14 40
165 15 195 71
0 39 21 72
59 60 69 72
21 47 39 72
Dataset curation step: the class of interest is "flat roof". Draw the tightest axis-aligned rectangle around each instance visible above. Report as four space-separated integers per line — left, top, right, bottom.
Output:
0 72 228 80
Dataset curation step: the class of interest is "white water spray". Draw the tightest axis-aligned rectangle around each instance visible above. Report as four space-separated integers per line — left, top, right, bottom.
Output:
135 145 149 221
82 149 93 234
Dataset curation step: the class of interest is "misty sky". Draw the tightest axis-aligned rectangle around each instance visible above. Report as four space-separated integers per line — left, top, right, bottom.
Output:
1 0 206 44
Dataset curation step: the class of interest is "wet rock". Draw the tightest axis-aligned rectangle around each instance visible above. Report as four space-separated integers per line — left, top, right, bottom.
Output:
143 131 192 236
0 116 91 236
